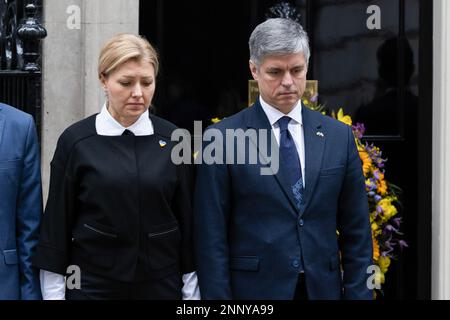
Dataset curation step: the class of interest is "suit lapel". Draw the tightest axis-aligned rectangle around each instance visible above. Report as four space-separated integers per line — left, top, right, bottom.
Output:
299 107 326 216
246 100 300 216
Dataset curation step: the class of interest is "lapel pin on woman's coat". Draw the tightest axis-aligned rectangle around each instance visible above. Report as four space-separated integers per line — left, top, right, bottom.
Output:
159 140 167 148
316 131 324 138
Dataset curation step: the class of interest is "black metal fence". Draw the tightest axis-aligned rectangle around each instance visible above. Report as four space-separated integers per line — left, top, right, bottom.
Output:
0 0 46 138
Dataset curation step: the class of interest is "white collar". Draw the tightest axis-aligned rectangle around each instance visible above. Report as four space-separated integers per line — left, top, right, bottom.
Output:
95 103 154 136
259 96 303 127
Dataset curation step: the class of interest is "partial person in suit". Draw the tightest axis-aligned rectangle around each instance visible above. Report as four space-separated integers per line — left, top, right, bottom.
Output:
33 34 199 300
0 103 42 300
194 18 373 300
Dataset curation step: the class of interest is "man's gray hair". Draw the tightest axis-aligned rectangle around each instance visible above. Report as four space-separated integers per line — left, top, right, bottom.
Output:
249 18 310 68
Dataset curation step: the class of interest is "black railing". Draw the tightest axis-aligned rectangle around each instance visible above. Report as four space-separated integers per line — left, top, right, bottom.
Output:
0 0 46 139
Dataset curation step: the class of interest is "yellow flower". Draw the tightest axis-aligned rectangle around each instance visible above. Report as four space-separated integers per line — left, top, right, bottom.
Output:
371 222 379 232
365 179 372 192
378 198 398 220
372 235 380 261
378 256 391 274
337 108 352 126
360 151 372 176
375 270 385 285
211 117 221 124
377 179 388 196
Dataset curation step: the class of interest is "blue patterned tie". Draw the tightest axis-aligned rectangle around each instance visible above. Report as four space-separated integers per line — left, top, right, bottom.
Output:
278 116 304 209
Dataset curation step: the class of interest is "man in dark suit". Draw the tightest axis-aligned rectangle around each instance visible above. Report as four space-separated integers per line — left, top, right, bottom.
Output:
0 103 42 299
194 18 373 300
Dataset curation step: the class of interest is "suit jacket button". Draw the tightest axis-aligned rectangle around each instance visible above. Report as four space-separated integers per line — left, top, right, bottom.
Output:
298 219 304 227
292 259 300 268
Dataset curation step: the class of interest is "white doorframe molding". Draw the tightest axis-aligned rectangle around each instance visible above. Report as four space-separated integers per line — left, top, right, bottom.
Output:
432 0 450 300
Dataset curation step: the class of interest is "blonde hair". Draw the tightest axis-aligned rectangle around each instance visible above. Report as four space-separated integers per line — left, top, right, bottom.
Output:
98 33 159 79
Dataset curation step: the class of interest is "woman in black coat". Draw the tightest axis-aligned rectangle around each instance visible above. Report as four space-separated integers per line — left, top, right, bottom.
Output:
33 34 199 300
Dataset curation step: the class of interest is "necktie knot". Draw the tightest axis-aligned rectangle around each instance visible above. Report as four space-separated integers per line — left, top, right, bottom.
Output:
122 129 134 136
278 116 291 132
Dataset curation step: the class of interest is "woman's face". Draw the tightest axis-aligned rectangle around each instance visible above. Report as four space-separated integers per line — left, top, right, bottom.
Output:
101 59 156 127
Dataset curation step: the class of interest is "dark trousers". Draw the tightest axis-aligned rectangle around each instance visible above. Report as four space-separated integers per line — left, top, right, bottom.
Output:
293 273 308 300
65 269 182 300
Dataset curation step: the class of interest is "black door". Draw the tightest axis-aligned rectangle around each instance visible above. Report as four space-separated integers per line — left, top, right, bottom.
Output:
140 0 432 299
305 0 432 300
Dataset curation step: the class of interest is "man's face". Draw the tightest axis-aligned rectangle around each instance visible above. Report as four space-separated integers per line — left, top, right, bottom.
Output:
250 52 307 114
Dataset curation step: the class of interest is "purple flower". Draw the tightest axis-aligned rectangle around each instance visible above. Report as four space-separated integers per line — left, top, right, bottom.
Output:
382 240 395 256
383 224 398 234
365 143 388 169
398 240 409 250
352 123 365 139
377 158 386 169
374 195 382 202
369 179 377 191
373 170 380 180
392 217 402 228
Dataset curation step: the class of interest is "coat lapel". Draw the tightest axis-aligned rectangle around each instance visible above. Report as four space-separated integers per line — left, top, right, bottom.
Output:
299 107 326 216
246 100 301 216
149 115 172 139
148 115 174 155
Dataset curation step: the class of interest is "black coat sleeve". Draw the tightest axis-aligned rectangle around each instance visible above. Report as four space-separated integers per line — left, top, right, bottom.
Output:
32 130 77 275
172 159 196 275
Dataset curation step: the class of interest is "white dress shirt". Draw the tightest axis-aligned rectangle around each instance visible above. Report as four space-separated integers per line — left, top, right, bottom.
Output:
40 104 201 300
259 96 306 186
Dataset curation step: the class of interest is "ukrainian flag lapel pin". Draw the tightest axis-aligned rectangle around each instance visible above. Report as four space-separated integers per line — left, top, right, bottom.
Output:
316 131 324 138
159 140 167 148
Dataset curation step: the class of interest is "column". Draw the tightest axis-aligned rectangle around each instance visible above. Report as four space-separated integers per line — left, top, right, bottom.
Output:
41 0 139 200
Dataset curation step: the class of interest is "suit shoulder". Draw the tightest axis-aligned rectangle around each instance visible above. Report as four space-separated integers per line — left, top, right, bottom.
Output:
307 108 351 133
0 103 34 127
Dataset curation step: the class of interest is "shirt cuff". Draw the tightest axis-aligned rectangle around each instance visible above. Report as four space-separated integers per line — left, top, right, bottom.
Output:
40 270 66 300
182 271 201 300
